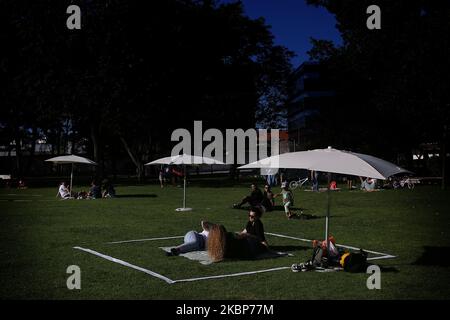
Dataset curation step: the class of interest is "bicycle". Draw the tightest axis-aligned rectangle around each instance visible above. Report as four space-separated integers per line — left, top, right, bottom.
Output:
289 177 309 190
393 177 418 190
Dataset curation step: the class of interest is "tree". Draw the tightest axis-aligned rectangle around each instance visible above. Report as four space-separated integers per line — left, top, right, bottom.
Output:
2 0 293 181
306 0 450 183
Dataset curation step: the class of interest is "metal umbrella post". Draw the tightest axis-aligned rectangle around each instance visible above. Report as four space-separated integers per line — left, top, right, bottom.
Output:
183 165 186 208
70 163 74 194
325 172 331 250
176 164 192 212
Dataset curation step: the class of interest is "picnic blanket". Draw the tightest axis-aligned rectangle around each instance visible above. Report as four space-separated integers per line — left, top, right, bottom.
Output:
161 247 293 265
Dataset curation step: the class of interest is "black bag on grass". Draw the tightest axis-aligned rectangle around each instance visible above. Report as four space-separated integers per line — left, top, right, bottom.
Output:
343 250 368 273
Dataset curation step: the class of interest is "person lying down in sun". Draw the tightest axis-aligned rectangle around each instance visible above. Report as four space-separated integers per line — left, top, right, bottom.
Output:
166 221 214 256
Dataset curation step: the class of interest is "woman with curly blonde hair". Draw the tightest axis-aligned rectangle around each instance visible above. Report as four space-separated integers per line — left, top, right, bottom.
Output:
207 224 228 262
207 224 268 262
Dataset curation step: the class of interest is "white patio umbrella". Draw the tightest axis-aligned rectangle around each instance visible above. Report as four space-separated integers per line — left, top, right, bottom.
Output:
145 154 224 211
238 147 411 248
45 155 98 193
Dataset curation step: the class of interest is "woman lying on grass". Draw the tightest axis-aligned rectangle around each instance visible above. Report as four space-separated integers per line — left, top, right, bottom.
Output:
207 224 268 262
166 221 214 256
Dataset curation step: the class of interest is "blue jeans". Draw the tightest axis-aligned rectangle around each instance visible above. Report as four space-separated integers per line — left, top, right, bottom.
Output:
177 231 206 253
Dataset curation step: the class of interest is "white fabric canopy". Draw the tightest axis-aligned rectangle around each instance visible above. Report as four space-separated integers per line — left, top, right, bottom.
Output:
145 154 223 166
238 147 411 246
238 147 410 180
146 154 224 211
45 155 97 193
45 155 97 165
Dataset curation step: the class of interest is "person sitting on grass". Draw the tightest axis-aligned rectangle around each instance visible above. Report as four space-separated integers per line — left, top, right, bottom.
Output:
88 180 102 199
56 181 72 199
17 179 28 189
359 177 378 192
239 207 268 248
232 183 264 209
274 182 297 219
102 179 116 198
207 224 268 262
167 221 214 256
261 184 275 212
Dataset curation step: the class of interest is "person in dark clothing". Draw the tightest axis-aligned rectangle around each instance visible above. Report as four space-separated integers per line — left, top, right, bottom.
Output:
233 183 264 209
102 179 116 198
240 207 268 247
262 184 275 212
88 181 102 199
207 224 268 262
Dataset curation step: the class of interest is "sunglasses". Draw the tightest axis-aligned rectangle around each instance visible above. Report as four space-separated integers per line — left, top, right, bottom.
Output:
248 215 256 218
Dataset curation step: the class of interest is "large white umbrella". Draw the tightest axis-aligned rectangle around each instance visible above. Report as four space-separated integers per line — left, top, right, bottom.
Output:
145 154 224 211
45 155 98 193
238 147 411 247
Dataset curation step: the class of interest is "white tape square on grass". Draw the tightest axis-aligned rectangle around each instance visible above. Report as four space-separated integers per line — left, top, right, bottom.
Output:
74 232 395 284
73 246 176 284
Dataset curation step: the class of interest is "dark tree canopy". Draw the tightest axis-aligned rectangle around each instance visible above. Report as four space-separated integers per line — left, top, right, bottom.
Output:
1 0 293 179
306 0 450 170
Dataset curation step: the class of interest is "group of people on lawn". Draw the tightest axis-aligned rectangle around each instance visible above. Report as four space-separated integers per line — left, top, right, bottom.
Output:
167 182 293 262
167 175 379 262
167 206 269 262
57 179 116 200
233 182 298 219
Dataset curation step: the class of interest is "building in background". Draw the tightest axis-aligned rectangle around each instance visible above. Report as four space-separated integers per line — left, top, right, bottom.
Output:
287 62 335 151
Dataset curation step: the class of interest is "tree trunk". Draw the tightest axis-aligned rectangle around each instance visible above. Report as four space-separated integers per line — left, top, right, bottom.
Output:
119 136 144 183
90 123 103 178
14 130 22 178
25 127 37 176
442 125 447 190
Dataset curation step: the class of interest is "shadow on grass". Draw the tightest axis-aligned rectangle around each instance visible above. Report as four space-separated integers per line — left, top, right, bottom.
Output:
377 265 400 273
231 205 311 212
272 205 309 212
414 246 450 267
269 245 310 252
189 179 258 188
115 194 158 198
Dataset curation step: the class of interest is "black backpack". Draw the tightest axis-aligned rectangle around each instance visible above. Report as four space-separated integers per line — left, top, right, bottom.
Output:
343 250 368 273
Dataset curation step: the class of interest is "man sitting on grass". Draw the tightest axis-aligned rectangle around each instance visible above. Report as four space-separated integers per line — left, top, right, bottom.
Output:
57 181 72 199
88 181 102 199
232 183 264 209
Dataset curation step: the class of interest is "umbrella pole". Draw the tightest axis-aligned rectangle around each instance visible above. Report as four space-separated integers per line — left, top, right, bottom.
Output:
325 172 331 249
70 163 74 196
183 165 186 208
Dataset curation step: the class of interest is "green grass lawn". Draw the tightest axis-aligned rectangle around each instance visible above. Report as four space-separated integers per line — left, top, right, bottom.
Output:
1 181 450 299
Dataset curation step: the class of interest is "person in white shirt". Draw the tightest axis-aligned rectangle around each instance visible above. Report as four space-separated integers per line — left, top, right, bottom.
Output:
57 182 71 199
359 177 377 191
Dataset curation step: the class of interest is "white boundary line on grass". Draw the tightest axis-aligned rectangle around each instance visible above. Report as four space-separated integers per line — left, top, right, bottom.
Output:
108 232 395 259
107 236 184 244
265 232 396 260
107 232 396 260
74 246 290 284
173 267 291 283
75 232 396 284
73 246 175 284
